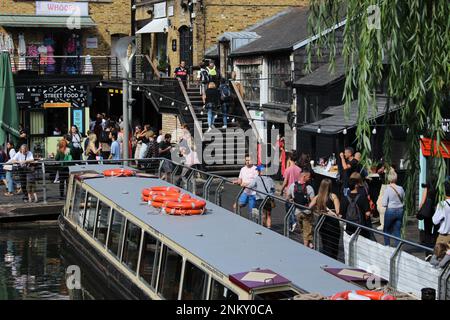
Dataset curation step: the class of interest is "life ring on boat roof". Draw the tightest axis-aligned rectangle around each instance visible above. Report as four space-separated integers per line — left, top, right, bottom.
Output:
164 199 207 210
149 194 192 203
331 290 395 300
103 168 135 177
164 207 205 216
148 200 165 208
141 187 181 197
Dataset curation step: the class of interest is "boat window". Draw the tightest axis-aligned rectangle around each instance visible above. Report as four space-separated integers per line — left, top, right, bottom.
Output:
157 245 183 300
83 193 98 235
139 232 161 289
107 210 126 258
72 184 87 225
66 178 76 217
95 201 111 245
209 279 238 300
181 261 208 300
122 221 142 273
253 290 299 300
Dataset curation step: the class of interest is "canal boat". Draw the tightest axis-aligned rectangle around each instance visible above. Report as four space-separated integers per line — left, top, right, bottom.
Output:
59 164 365 300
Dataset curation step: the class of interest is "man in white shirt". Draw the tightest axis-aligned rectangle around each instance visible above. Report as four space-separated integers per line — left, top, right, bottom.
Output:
234 155 258 218
433 181 450 246
9 144 34 200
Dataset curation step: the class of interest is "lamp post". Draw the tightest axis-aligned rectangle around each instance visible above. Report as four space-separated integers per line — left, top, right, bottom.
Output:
113 36 136 161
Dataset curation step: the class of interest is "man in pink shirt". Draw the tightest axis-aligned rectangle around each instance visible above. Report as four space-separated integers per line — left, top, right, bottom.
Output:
234 154 258 218
280 153 302 231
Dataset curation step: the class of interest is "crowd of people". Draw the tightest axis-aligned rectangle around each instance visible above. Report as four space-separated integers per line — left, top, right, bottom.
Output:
232 147 450 267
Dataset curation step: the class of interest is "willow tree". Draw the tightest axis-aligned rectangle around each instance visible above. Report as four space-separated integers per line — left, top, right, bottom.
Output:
307 0 450 233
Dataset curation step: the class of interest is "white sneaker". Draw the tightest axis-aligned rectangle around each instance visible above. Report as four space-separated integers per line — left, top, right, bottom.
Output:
222 125 227 129
206 127 212 133
290 223 297 232
376 225 384 231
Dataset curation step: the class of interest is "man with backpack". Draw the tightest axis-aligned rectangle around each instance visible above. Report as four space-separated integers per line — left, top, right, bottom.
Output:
218 78 232 129
198 62 210 96
340 176 372 238
287 169 315 247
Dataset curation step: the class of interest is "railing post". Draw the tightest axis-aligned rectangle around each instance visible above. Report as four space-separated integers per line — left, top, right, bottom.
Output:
170 165 180 184
214 179 224 206
157 160 164 178
203 176 214 200
389 242 405 289
41 162 47 204
313 214 326 252
234 188 245 216
283 204 296 236
185 170 196 193
348 227 361 266
257 197 269 226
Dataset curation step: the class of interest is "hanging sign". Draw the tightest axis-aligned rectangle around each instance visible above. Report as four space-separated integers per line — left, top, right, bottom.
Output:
86 37 98 49
36 1 89 16
16 85 88 109
153 2 167 19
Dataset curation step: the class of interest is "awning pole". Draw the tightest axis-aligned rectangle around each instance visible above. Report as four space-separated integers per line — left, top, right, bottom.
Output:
418 135 426 231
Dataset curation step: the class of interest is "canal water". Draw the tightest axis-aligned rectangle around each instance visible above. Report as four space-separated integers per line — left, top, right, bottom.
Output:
0 222 118 300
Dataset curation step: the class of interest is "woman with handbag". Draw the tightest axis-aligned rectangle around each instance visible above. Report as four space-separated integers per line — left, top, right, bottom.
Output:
69 125 83 161
247 165 276 228
381 169 405 246
309 178 341 260
417 181 439 247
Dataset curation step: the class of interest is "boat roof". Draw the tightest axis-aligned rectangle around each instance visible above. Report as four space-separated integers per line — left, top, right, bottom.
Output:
72 166 361 295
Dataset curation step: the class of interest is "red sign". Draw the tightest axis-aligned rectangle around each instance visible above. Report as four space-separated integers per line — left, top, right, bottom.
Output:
420 137 450 158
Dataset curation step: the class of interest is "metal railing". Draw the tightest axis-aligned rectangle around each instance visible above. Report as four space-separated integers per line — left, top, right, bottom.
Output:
177 78 203 140
0 157 449 299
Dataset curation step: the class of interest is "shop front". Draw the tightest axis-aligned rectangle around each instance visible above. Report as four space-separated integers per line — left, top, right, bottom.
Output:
15 83 91 158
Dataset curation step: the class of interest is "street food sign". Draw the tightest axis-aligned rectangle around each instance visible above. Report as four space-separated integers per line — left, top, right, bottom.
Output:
36 1 89 16
16 85 88 109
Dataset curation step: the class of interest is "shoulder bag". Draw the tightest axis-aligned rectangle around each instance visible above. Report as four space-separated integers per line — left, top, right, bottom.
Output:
259 176 276 210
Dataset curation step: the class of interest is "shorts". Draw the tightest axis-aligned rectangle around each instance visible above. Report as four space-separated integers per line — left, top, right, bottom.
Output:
239 193 256 214
162 160 173 173
295 209 314 243
27 182 36 193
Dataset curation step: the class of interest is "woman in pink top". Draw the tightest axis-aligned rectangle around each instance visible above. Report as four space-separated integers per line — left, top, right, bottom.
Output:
280 152 302 231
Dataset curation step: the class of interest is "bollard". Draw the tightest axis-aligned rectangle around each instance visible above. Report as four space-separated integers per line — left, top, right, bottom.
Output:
421 288 436 300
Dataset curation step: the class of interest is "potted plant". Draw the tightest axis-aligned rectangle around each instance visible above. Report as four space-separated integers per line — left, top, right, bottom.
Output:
157 50 168 74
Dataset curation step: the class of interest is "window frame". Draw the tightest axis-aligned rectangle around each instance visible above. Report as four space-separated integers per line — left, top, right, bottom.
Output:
239 64 262 103
83 192 99 235
106 209 127 259
94 201 112 246
268 56 292 105
155 243 184 300
179 259 209 300
71 183 87 226
121 219 143 274
209 277 239 301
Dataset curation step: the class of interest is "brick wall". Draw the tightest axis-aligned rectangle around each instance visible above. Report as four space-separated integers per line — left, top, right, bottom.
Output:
0 0 130 57
161 113 182 143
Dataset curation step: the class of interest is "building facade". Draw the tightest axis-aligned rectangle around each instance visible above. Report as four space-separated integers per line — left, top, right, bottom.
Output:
134 0 307 76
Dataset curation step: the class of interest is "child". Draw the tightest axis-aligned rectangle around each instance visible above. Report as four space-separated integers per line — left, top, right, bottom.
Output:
26 164 38 203
429 243 450 268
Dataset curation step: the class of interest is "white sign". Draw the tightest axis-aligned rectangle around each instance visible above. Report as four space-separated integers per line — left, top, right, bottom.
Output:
86 37 98 49
36 1 89 16
153 2 166 19
168 5 174 17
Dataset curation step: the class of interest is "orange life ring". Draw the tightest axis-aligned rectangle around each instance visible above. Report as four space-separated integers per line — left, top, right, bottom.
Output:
148 186 181 193
141 189 181 198
150 194 192 203
148 200 164 208
164 199 207 210
331 290 395 300
164 207 204 216
103 169 135 177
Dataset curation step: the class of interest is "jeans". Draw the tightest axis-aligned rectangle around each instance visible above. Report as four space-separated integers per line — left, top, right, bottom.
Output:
222 103 228 127
6 171 14 193
207 104 215 128
239 193 256 218
383 207 404 246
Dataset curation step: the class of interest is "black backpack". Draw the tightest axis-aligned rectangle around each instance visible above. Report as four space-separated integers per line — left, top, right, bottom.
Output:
346 194 362 224
201 70 210 84
220 84 232 102
293 182 310 207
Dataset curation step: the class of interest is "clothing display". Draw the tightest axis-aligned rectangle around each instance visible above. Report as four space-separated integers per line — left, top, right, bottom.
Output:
17 33 26 71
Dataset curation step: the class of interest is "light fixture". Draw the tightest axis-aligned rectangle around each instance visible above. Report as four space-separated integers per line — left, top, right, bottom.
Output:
159 97 163 101
172 102 175 106
200 111 204 115
185 106 188 110
137 86 140 91
27 87 30 92
249 120 253 125
406 127 410 134
271 125 275 130
99 82 102 87
372 127 377 135
214 114 218 119
317 125 321 134
232 118 236 123
343 127 347 135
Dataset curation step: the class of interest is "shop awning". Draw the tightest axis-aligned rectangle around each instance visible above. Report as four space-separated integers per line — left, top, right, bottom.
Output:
420 138 450 158
0 14 96 28
136 18 168 34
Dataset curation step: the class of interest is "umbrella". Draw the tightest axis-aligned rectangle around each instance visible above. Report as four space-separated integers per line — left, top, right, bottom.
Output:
0 51 20 145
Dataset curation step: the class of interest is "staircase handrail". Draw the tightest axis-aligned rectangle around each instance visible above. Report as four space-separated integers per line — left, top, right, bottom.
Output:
177 78 204 140
145 55 160 80
230 80 262 144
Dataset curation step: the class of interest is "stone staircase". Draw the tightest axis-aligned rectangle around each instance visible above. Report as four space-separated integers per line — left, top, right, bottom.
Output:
186 86 251 177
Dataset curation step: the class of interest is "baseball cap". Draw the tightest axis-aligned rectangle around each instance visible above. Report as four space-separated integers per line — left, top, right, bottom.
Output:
256 165 265 172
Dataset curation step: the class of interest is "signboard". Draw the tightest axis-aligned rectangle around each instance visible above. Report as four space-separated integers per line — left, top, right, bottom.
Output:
36 1 89 16
44 102 71 108
72 109 84 133
153 2 167 19
234 57 263 65
168 5 174 17
420 137 450 159
86 37 98 49
16 85 88 109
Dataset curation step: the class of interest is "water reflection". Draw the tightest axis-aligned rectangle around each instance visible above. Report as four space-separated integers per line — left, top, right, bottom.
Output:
0 222 116 300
